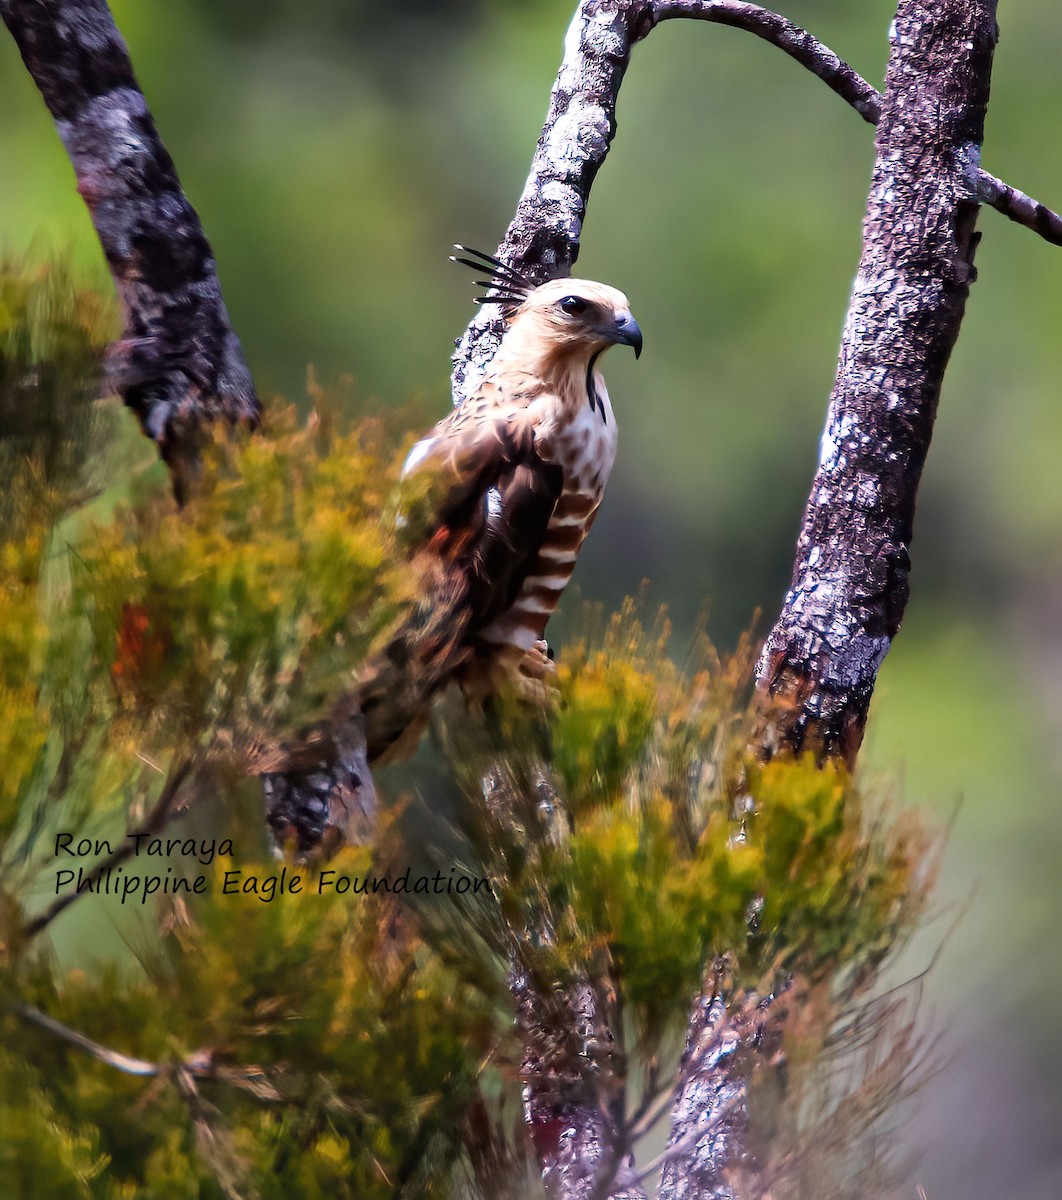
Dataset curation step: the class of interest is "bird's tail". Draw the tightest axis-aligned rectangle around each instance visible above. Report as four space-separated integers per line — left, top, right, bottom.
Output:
356 572 475 764
250 563 474 777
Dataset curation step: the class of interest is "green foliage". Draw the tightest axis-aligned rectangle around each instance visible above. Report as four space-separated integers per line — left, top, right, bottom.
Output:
2 861 494 1199
0 517 48 837
0 262 122 852
0 262 495 1197
1 261 933 1198
0 260 116 505
446 610 929 1057
69 402 412 754
0 1048 111 1200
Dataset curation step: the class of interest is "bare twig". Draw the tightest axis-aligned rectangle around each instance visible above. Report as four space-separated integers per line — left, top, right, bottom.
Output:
17 1002 162 1076
975 169 1062 245
21 756 193 941
622 1059 669 1140
652 0 882 120
15 1003 283 1101
629 1078 681 1141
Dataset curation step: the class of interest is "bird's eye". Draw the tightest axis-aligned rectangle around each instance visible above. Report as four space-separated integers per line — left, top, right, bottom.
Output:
558 295 588 315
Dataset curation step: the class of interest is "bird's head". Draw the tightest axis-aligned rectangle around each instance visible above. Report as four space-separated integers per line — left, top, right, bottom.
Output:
452 245 643 364
514 278 642 360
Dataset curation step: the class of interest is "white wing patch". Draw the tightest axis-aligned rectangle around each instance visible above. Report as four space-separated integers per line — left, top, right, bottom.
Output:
485 485 504 526
402 435 439 478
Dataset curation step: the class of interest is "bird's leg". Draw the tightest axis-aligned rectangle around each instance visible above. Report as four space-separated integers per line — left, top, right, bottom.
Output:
259 711 377 860
518 637 558 683
513 645 559 712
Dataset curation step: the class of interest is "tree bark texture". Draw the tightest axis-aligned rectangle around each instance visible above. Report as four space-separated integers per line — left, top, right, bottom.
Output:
754 0 999 765
260 711 377 857
513 963 646 1200
656 985 768 1200
482 767 646 1200
1 0 259 494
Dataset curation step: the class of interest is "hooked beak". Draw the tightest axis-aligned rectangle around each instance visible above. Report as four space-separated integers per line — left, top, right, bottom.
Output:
610 312 643 359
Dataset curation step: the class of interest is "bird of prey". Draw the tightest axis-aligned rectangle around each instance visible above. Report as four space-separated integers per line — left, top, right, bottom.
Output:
355 247 643 762
257 247 642 833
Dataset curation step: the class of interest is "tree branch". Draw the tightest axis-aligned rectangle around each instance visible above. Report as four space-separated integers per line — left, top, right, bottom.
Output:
483 766 647 1200
630 1095 741 1192
513 962 645 1200
654 1 1062 247
656 977 778 1200
451 0 1060 408
754 0 999 763
975 168 1062 246
652 0 882 120
17 1002 162 1077
15 1003 283 1101
1 0 259 497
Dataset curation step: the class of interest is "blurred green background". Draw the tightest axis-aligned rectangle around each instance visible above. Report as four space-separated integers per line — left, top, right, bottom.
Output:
2 1 1061 1194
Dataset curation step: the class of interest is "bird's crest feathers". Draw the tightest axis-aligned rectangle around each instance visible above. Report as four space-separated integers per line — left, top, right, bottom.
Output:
451 244 535 308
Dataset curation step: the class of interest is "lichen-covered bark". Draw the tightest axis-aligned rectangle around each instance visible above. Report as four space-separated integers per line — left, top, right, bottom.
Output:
482 768 645 1200
755 0 999 765
452 0 654 405
657 992 747 1200
657 985 770 1200
513 965 645 1200
1 0 259 494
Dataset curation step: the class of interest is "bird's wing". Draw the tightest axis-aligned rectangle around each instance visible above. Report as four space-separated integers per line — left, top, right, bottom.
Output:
403 397 564 635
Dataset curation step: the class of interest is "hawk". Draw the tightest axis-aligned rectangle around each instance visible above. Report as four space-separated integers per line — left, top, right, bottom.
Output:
357 247 642 761
258 247 642 823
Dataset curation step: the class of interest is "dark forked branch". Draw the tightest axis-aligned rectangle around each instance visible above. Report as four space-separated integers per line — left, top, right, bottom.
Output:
21 756 193 941
1 0 259 496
